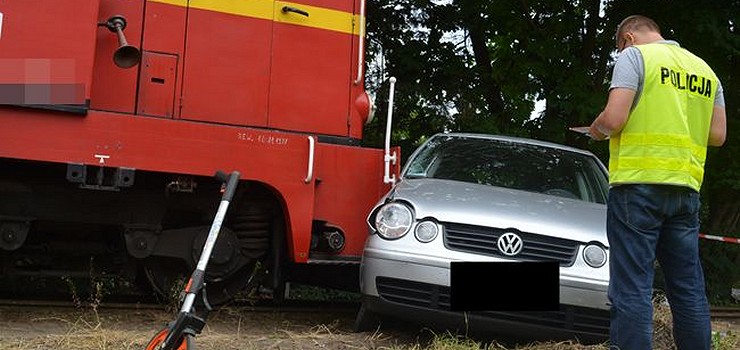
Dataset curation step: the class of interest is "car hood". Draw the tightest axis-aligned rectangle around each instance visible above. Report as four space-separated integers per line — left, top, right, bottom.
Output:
387 178 608 246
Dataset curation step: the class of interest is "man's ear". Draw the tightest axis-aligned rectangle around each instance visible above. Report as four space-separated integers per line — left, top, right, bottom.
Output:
625 32 635 46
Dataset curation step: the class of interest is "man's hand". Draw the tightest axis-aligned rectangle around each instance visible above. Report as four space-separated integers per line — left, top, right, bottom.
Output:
589 88 635 140
589 121 608 141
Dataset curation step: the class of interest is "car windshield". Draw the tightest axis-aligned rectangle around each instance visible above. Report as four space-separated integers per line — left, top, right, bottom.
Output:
404 135 609 204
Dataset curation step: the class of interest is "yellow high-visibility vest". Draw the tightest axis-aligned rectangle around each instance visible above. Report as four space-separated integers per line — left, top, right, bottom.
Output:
609 43 718 192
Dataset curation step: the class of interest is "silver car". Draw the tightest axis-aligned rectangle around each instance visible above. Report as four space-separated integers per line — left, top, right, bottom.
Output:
355 133 611 342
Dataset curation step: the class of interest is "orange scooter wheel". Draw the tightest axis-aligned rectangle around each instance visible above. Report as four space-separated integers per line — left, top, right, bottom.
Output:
145 326 194 350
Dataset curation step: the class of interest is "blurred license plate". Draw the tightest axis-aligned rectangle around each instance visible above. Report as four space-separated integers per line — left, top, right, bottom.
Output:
450 261 559 311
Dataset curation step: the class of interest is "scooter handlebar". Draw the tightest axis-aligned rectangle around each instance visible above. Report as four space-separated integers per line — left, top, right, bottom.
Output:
214 170 241 202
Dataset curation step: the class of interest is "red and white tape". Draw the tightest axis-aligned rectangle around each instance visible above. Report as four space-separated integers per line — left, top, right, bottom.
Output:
699 233 740 244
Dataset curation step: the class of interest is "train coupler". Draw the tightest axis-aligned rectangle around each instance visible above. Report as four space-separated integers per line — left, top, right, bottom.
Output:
66 163 135 191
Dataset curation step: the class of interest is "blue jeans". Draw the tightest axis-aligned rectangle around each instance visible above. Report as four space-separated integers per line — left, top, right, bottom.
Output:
607 184 711 350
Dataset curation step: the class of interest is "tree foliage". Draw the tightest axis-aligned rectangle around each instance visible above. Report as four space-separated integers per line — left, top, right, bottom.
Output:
363 0 739 303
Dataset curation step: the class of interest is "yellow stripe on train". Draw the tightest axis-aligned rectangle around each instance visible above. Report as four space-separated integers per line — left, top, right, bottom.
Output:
149 0 362 35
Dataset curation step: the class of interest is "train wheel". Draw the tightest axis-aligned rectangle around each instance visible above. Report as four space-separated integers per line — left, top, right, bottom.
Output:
143 257 256 306
143 257 188 303
145 326 194 350
144 191 275 305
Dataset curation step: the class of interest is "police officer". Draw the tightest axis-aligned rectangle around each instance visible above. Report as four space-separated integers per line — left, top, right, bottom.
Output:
589 15 727 350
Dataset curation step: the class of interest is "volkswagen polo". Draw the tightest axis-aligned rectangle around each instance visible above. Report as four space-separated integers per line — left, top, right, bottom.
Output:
355 133 611 342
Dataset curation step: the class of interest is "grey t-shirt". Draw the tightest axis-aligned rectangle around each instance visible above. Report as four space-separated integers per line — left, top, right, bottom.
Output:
610 40 725 109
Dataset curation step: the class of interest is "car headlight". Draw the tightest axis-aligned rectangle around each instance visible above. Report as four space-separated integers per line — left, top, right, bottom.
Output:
414 220 438 243
583 244 607 268
374 202 413 239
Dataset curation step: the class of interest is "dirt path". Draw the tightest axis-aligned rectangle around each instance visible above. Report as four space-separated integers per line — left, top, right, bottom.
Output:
0 304 422 350
1 304 737 350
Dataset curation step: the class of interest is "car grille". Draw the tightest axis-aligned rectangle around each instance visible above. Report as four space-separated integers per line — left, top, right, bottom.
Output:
376 276 609 336
444 222 580 266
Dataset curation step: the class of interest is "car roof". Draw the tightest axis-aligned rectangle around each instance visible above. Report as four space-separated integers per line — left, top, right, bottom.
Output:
428 132 597 157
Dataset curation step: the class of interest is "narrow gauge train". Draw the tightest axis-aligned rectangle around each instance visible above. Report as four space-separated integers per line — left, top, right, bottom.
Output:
0 0 397 304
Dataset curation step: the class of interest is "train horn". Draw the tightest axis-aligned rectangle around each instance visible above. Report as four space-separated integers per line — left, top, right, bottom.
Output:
99 15 141 69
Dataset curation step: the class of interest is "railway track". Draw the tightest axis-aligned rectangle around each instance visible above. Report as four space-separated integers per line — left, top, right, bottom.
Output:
0 297 361 314
710 307 740 321
0 296 735 320
0 275 362 314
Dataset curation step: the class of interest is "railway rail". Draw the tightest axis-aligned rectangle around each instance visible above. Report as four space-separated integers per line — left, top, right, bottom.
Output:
710 307 740 320
0 297 361 314
0 297 736 320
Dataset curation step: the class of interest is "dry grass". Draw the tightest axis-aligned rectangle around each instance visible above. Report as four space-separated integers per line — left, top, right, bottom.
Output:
0 302 736 350
421 334 609 350
410 298 739 350
0 306 405 350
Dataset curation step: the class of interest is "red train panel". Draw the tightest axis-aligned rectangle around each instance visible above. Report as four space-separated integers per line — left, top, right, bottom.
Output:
179 5 272 126
313 144 399 257
137 52 178 117
141 0 188 117
0 0 99 107
142 0 188 55
269 13 353 136
89 0 144 114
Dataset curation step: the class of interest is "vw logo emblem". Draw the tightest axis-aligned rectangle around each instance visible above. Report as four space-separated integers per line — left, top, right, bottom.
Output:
497 232 523 256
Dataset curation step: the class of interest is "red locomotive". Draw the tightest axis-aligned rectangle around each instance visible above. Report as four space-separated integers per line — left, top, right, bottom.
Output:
0 0 397 304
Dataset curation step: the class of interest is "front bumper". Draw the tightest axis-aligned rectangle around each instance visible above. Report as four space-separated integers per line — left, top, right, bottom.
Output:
361 293 609 343
361 242 610 310
360 245 610 340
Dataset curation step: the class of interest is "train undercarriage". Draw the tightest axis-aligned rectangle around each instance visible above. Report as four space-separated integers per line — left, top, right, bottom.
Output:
0 157 336 304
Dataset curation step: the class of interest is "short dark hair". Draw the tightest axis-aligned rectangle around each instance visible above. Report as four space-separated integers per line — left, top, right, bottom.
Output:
616 15 661 48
